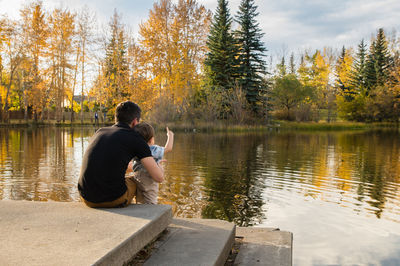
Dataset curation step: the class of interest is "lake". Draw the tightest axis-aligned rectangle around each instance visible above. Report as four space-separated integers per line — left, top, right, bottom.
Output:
0 127 399 265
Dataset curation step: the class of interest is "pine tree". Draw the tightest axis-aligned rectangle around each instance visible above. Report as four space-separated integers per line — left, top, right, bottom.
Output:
364 40 376 92
104 10 129 109
289 53 296 74
349 39 367 92
364 28 391 92
234 0 267 113
276 56 286 77
204 0 237 91
373 28 391 86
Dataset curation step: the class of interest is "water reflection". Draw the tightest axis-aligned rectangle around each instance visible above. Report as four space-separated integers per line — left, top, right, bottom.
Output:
0 127 93 201
198 134 265 226
1 128 399 221
1 127 400 264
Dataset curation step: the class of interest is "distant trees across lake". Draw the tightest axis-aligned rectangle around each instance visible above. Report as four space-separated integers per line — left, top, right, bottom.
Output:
0 0 399 124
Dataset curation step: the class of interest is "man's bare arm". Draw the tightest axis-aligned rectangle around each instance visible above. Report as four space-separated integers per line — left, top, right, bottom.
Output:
141 157 164 183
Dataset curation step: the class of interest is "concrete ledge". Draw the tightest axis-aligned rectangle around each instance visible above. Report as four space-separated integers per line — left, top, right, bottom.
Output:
235 227 293 266
0 200 172 266
144 218 236 266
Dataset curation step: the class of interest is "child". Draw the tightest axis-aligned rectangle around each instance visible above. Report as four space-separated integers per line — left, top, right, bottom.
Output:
131 122 174 204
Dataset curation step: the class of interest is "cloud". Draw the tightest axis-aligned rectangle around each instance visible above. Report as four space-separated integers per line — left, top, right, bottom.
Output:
1 0 400 58
255 0 400 55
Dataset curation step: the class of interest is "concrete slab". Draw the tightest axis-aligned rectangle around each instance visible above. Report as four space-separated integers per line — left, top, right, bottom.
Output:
234 227 293 266
144 218 235 266
0 200 172 266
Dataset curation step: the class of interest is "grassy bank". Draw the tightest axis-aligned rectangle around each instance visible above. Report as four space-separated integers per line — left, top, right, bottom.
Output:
0 119 113 128
1 119 398 132
272 121 398 131
153 120 399 132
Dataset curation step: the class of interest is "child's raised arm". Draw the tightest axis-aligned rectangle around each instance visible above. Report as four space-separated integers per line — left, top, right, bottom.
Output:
164 127 174 153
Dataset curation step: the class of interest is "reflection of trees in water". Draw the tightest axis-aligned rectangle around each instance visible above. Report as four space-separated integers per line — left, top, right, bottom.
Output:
158 133 266 226
268 130 400 220
340 130 400 218
1 128 400 222
199 134 266 227
0 127 94 201
158 133 208 218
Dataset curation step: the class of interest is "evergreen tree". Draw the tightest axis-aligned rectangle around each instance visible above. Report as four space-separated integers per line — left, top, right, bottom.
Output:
289 53 296 74
276 56 286 77
349 39 367 92
234 0 267 113
364 40 376 92
373 28 391 86
204 0 237 91
104 10 129 108
364 28 391 92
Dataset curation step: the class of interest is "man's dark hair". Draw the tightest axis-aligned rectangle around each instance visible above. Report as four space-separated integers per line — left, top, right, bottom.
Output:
115 101 141 125
134 122 155 143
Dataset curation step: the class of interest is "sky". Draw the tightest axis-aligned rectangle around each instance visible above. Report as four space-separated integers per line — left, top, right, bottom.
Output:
1 0 400 61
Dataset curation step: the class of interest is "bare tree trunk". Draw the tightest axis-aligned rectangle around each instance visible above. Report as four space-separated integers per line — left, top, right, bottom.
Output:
0 95 3 123
0 68 3 122
61 55 66 123
71 48 80 123
80 43 85 124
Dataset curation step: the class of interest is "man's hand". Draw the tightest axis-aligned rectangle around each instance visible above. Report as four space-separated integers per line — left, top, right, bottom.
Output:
141 157 164 183
126 161 133 173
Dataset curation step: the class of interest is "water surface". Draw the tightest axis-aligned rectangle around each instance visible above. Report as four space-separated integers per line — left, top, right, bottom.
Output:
1 127 399 265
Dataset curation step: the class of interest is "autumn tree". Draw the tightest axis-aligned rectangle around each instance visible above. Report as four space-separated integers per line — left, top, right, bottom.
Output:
0 18 25 122
76 7 96 123
0 18 4 120
271 74 314 120
172 0 211 103
138 0 210 118
126 39 155 112
20 1 48 120
335 46 354 101
139 0 173 101
102 10 129 111
310 50 333 120
48 8 76 122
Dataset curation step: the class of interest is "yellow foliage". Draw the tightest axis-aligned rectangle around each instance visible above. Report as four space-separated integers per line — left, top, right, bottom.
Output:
138 0 211 108
337 50 354 88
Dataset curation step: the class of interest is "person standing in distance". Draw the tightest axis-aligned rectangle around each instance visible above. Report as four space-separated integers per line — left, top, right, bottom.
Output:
78 101 164 208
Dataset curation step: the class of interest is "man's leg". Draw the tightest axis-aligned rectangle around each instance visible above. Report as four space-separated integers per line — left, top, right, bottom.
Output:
82 192 128 208
82 178 137 208
125 176 137 205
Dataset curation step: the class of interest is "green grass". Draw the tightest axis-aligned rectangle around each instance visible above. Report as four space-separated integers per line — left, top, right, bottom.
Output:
274 121 398 131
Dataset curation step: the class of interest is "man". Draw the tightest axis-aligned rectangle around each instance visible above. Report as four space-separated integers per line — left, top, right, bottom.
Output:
78 101 164 208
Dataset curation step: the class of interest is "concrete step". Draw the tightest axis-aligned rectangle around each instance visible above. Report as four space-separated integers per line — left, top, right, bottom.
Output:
0 200 172 266
234 227 293 266
144 218 236 266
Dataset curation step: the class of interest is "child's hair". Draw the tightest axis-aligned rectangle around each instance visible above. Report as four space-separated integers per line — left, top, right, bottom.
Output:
134 122 155 143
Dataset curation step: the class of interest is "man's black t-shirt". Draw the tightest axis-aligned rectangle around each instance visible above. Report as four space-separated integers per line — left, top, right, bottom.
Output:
78 122 151 203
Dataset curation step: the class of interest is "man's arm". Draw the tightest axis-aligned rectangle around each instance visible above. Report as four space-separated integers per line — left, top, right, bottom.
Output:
141 157 164 183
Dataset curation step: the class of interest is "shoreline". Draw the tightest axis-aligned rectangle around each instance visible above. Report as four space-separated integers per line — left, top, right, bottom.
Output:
0 120 398 132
